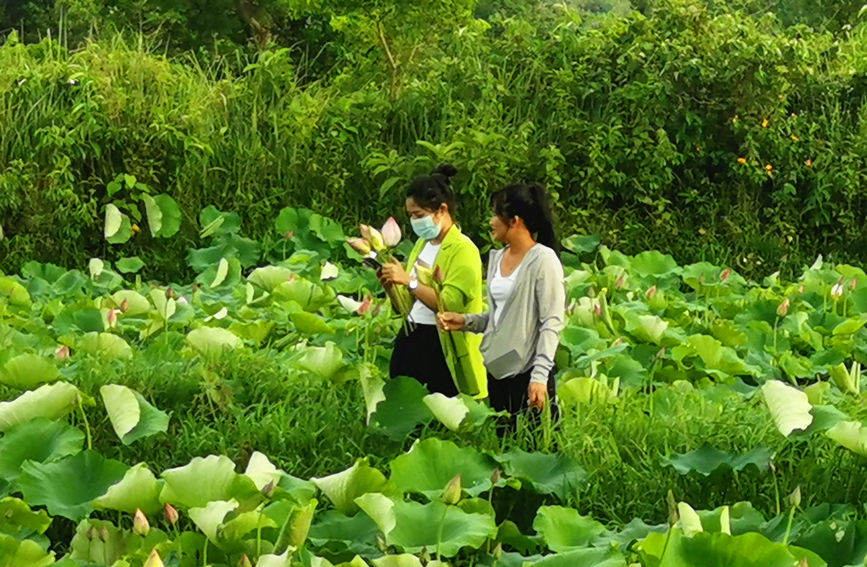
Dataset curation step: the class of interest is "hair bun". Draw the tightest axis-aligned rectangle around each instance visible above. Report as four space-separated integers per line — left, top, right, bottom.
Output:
433 163 458 180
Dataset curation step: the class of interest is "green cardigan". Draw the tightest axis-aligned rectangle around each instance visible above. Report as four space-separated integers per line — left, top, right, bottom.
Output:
405 225 487 397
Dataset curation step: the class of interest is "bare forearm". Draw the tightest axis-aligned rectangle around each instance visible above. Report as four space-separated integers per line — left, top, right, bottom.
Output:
411 283 439 311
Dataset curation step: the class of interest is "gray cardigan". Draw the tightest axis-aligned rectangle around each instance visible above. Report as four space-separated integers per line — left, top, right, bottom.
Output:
464 244 566 384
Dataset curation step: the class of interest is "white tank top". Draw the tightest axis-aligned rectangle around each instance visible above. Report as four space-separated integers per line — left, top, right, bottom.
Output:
490 259 520 326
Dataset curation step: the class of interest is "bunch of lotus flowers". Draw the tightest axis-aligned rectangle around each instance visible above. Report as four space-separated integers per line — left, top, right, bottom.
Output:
347 217 412 317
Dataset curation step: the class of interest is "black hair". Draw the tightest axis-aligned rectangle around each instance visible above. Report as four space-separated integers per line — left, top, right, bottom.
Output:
406 163 458 216
491 183 560 257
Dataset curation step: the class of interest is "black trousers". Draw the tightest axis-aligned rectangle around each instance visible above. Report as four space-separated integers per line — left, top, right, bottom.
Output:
389 324 458 397
488 368 558 434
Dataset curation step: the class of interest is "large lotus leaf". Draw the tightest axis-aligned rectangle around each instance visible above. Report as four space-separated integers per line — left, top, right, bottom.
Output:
529 548 626 567
389 438 497 499
558 377 613 406
0 354 60 390
762 381 813 437
92 463 163 514
826 421 867 456
312 458 389 515
662 445 773 476
423 394 470 431
624 313 669 345
18 450 129 521
793 518 867 567
0 381 82 432
636 529 826 567
244 451 283 492
832 316 867 336
290 311 336 335
307 509 380 556
631 250 681 278
0 418 84 482
357 364 386 425
0 277 31 308
77 332 133 360
109 290 151 316
356 493 496 557
0 533 54 567
256 550 293 567
370 556 422 567
371 377 434 440
189 499 239 543
248 266 296 291
100 384 169 445
298 342 345 379
160 455 260 509
497 449 586 502
532 506 606 552
115 256 145 274
150 194 181 238
0 497 52 535
186 327 243 356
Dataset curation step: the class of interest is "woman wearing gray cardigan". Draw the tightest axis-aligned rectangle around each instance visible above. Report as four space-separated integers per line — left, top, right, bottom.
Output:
439 183 566 416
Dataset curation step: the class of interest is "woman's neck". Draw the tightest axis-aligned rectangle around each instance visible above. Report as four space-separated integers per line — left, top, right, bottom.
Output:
505 230 536 255
432 218 454 245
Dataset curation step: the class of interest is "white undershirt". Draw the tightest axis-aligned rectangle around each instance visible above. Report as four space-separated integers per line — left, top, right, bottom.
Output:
407 241 441 325
491 259 520 326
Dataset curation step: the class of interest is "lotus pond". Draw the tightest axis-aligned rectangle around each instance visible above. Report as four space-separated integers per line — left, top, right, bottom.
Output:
2 206 867 566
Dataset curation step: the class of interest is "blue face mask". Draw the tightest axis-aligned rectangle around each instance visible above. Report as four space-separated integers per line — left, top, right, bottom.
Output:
410 214 441 241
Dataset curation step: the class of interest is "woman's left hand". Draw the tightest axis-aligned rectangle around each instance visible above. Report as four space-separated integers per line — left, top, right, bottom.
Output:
379 261 411 287
528 383 548 411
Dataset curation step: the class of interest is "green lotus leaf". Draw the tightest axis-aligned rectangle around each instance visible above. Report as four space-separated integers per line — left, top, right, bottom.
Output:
0 277 31 308
0 353 60 390
0 418 84 482
312 458 389 515
631 250 681 278
0 533 54 567
826 421 867 456
529 548 626 567
635 529 826 567
77 332 133 360
244 451 283 492
160 455 259 509
115 256 146 274
371 555 423 567
371 377 433 441
189 499 238 543
100 384 169 445
532 506 606 552
423 393 469 431
0 497 52 535
18 450 129 521
0 381 82 432
151 194 181 238
356 493 496 557
248 266 296 291
92 462 163 514
389 438 497 499
307 509 380 556
186 327 243 356
792 518 867 567
762 380 813 437
497 449 586 501
290 311 335 335
109 290 151 316
298 342 345 379
662 445 773 476
68 519 129 565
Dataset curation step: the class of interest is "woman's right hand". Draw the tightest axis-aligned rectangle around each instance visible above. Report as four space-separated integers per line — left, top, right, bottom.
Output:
438 312 466 332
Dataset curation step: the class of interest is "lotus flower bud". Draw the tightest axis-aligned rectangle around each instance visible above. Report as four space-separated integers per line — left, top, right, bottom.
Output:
593 303 602 317
380 217 402 248
120 298 130 313
144 549 166 567
850 279 858 291
98 526 110 542
798 285 805 294
337 295 364 314
442 474 462 505
107 308 118 328
261 480 276 498
720 268 731 282
831 283 844 300
347 237 372 257
133 509 150 536
491 468 502 484
55 345 70 360
87 526 97 540
645 285 658 299
177 296 189 304
165 287 175 299
239 555 253 567
787 486 801 508
615 274 626 289
359 296 372 315
164 503 179 525
360 224 386 252
776 298 790 318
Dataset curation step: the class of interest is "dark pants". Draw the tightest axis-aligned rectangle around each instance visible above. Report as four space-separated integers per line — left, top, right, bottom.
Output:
488 368 558 435
389 324 458 397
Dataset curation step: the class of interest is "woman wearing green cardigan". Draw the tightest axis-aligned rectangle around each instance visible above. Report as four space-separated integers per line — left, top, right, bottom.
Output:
378 164 487 398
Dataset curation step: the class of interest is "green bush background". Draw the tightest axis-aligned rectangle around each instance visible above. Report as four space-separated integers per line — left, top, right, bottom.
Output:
2 0 867 280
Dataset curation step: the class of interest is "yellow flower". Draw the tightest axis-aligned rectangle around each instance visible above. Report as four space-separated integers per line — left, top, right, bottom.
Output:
791 135 799 141
131 223 140 234
765 164 774 173
732 115 739 123
737 157 747 164
805 159 813 167
761 119 769 128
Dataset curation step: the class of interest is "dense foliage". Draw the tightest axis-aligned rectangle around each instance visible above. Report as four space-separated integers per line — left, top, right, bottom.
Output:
2 0 867 279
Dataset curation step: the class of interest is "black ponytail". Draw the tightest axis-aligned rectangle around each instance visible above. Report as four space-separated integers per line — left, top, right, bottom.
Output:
491 182 560 258
406 163 458 216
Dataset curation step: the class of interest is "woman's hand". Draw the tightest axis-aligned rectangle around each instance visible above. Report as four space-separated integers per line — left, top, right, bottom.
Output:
528 382 548 411
378 261 411 287
438 312 466 332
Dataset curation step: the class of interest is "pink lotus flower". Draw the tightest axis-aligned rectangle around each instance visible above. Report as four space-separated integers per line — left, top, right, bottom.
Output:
720 268 731 282
831 283 844 300
120 299 130 313
133 508 150 536
107 309 119 328
777 298 790 318
594 303 602 317
55 345 70 359
615 274 626 289
360 224 386 252
347 237 372 256
645 285 658 299
164 503 179 525
380 217 402 248
359 295 372 315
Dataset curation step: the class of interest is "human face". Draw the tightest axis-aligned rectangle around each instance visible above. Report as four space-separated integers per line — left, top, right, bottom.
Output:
406 198 446 240
490 213 513 243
